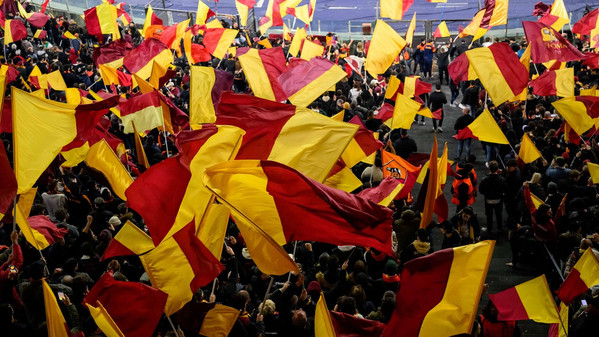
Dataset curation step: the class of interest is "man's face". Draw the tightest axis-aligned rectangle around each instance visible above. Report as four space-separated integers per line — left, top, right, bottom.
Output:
462 213 471 222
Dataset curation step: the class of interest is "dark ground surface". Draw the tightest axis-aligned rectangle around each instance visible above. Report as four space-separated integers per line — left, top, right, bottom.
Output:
408 80 550 336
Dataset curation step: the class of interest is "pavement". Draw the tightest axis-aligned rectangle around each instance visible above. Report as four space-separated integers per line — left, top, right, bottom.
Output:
409 78 550 336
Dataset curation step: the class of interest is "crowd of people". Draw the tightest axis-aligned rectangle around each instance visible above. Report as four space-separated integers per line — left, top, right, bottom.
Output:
0 2 599 337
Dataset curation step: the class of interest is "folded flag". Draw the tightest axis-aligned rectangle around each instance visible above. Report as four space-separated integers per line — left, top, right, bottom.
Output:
0 140 16 221
198 304 240 337
433 21 451 38
453 109 509 144
324 159 363 193
4 19 27 45
381 241 495 337
489 275 560 323
518 133 542 164
216 92 358 183
84 2 120 40
85 301 125 337
357 176 407 207
330 311 387 337
530 67 574 97
480 0 509 27
196 0 216 25
17 1 50 28
279 57 346 108
203 160 394 256
236 0 256 26
98 64 131 87
83 272 168 337
522 21 585 63
42 279 71 337
142 5 163 37
341 115 384 167
587 162 599 184
551 98 595 136
84 139 133 201
386 76 432 100
92 39 134 69
381 150 421 192
123 38 173 80
189 66 233 124
465 42 529 104
380 0 415 21
573 8 599 48
159 19 190 49
15 206 68 250
237 47 288 102
557 248 599 305
203 28 238 59
366 20 406 77
459 9 486 39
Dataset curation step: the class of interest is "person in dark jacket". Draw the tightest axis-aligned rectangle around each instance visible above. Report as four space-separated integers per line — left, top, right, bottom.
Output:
454 107 474 161
503 159 523 234
436 45 450 84
450 206 481 245
400 228 432 266
478 161 508 232
428 83 447 132
392 129 418 159
440 221 461 249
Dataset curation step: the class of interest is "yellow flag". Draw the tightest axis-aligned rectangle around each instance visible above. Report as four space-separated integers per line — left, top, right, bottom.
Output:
86 301 125 337
530 192 545 210
199 304 240 337
257 38 273 49
518 133 542 164
467 109 510 144
380 0 406 20
197 203 230 260
84 139 133 201
405 13 417 47
460 9 485 38
61 142 90 168
391 93 422 130
99 64 120 85
289 28 307 57
12 88 77 193
365 20 406 77
142 5 158 37
132 73 155 94
42 279 71 337
132 122 150 169
587 162 599 184
301 39 325 61
190 66 217 124
420 136 438 228
324 165 363 193
46 71 67 90
552 98 595 136
196 0 213 25
314 292 336 337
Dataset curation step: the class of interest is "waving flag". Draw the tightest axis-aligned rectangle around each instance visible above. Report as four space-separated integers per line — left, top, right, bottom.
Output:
84 272 168 337
552 98 595 136
530 67 574 97
381 150 421 200
279 57 346 108
199 304 240 337
236 0 256 26
196 0 216 25
382 241 495 337
142 5 163 36
301 39 325 61
341 115 384 167
123 38 173 79
380 0 414 20
0 141 16 221
489 275 560 323
465 43 529 104
17 1 50 28
84 2 120 40
190 66 233 125
84 139 133 201
204 160 394 254
287 0 316 25
434 21 450 38
557 248 599 305
159 19 190 49
92 39 134 68
184 31 212 65
480 0 509 27
453 109 509 144
366 20 406 76
522 21 585 63
390 93 422 129
405 12 417 47
15 207 68 250
357 176 407 206
237 47 288 102
518 133 542 164
289 27 307 57
203 28 238 59
42 279 71 337
118 91 164 133
4 20 27 45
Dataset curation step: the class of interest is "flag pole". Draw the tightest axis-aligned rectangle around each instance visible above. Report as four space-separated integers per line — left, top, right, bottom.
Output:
161 119 170 157
12 196 17 232
286 241 298 282
260 277 275 315
211 278 217 297
543 243 565 281
557 304 569 337
166 315 180 337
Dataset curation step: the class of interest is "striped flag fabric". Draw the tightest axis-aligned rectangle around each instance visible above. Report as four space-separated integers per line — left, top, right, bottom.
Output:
573 8 599 48
0 140 16 221
189 65 234 124
341 115 384 167
385 75 432 100
195 0 216 25
357 176 408 207
123 38 173 79
4 19 27 45
382 241 495 337
159 19 190 49
142 5 163 37
465 42 529 104
216 92 358 182
557 248 599 305
235 0 256 26
365 20 406 77
85 301 125 337
183 30 212 65
92 39 134 69
324 159 363 193
551 98 595 136
453 109 510 144
83 272 168 337
480 0 509 27
203 28 238 59
380 0 415 20
459 9 486 39
33 29 47 39
204 160 395 254
84 2 120 40
278 57 346 108
117 91 164 133
286 0 316 25
522 21 585 63
390 93 423 129
315 292 336 337
300 39 325 60
237 47 288 102
489 275 560 323
530 68 574 97
433 21 450 38
447 52 478 84
17 1 50 28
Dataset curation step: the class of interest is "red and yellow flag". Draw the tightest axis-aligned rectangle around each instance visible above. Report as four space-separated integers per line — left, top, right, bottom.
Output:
289 27 307 57
123 38 173 80
84 2 120 40
489 275 560 323
195 0 216 25
380 0 415 20
142 5 163 37
552 98 595 136
237 47 288 102
189 66 234 124
530 68 574 97
84 139 133 201
382 241 495 337
203 28 238 59
365 20 406 77
199 304 240 337
557 248 599 305
4 19 28 45
236 0 256 26
522 21 585 64
433 21 450 38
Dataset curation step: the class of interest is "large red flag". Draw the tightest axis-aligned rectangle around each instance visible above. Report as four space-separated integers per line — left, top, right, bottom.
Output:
522 20 586 63
83 272 168 337
0 143 16 220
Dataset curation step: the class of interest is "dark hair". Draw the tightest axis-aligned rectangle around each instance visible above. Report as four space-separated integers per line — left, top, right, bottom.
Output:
336 296 357 315
488 160 499 173
436 83 441 90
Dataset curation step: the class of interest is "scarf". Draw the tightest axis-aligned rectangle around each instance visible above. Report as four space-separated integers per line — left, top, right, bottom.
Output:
382 274 400 283
413 240 431 255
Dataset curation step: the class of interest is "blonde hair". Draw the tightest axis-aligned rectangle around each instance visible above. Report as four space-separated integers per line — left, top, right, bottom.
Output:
258 299 276 315
529 172 542 184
